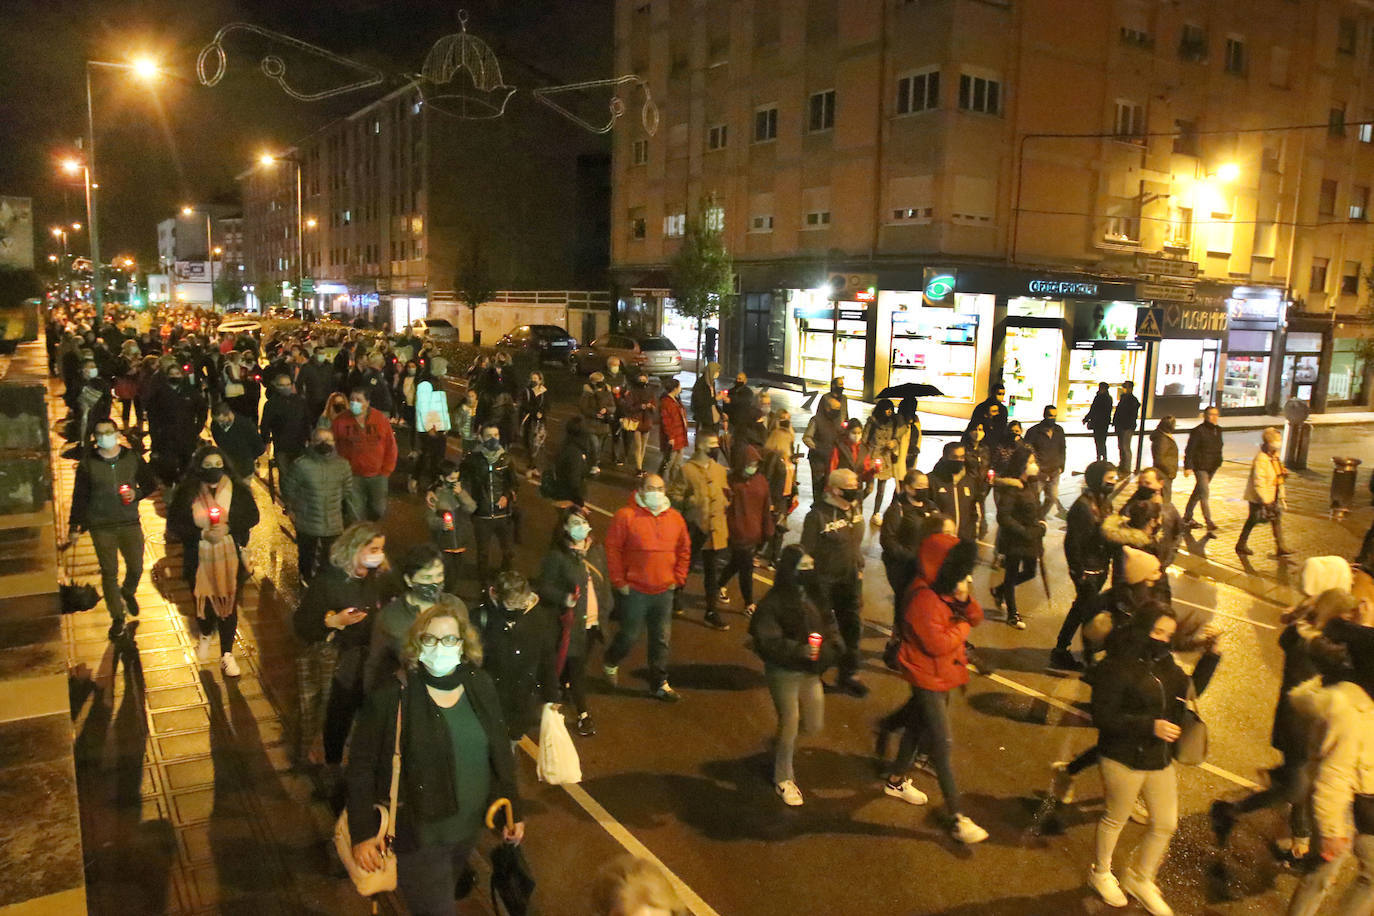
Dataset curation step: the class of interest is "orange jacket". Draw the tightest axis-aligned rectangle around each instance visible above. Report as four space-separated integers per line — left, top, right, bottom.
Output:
605 494 691 595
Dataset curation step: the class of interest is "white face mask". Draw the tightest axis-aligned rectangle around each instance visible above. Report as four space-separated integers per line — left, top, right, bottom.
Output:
96 433 118 451
419 644 463 676
637 490 669 514
360 552 385 569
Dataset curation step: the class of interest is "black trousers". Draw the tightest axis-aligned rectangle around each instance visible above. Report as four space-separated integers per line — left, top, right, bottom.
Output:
1056 570 1106 651
1093 430 1109 462
717 545 757 606
998 554 1038 615
675 524 719 615
472 516 514 587
297 534 336 582
323 677 364 765
1238 501 1287 551
817 577 861 679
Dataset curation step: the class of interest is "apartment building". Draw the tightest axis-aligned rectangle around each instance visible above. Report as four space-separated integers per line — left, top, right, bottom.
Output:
612 0 1374 416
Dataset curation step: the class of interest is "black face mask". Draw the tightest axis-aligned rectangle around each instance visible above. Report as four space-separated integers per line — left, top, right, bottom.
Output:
1148 637 1172 661
907 489 928 503
410 582 442 603
199 467 224 484
313 442 334 456
840 488 861 502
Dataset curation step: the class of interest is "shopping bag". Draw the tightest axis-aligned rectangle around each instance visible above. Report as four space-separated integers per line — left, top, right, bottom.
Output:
536 703 582 785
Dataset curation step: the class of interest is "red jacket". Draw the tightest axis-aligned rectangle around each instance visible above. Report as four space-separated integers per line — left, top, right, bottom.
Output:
332 407 397 478
659 394 688 451
830 439 878 482
726 448 775 546
605 494 691 595
896 534 983 692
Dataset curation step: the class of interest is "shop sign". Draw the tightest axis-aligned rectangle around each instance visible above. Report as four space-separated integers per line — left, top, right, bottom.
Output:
951 267 1136 301
1163 302 1229 335
1028 279 1101 297
923 269 957 306
1073 300 1140 343
1227 296 1282 322
1136 254 1199 280
1138 283 1197 303
632 287 672 298
795 303 870 322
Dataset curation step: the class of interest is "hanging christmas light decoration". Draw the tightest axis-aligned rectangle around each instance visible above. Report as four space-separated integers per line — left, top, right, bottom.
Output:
413 10 516 120
197 22 385 101
532 75 659 136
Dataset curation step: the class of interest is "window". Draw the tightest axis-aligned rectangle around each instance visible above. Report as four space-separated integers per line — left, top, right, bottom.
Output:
896 69 940 115
958 72 1001 114
705 206 725 231
1114 101 1146 142
888 175 935 224
808 90 836 132
629 207 646 240
1343 260 1362 295
1270 47 1291 88
1179 24 1208 62
1310 256 1329 292
631 139 649 165
952 175 996 224
1339 17 1358 54
1330 104 1347 137
750 215 774 232
802 186 831 229
706 124 728 151
754 105 778 141
1173 119 1199 156
1360 112 1374 143
1320 179 1339 216
1224 36 1246 75
804 211 831 227
1120 26 1152 48
1351 185 1369 220
1104 194 1141 243
664 212 686 237
1166 206 1193 249
749 192 774 233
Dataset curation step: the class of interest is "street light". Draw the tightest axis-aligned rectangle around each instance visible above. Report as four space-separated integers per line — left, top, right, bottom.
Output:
85 55 163 321
257 152 306 313
1214 162 1241 183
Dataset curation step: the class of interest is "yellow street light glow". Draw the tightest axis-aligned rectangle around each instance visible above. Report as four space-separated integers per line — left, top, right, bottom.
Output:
71 222 81 230
258 153 277 167
51 227 63 238
61 158 82 175
47 255 58 263
1215 163 1240 183
131 56 161 81
181 206 194 216
305 217 317 228
213 246 223 255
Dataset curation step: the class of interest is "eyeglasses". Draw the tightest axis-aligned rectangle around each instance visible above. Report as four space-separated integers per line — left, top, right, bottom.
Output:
418 634 463 648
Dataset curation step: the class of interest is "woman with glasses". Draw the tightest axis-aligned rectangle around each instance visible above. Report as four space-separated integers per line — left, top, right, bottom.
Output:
347 597 525 916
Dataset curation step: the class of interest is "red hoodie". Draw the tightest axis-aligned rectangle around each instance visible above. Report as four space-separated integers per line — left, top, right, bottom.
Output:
726 446 775 546
605 493 691 595
896 533 984 692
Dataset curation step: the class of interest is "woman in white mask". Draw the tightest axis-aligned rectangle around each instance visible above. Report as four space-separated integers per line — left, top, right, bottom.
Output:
347 597 525 916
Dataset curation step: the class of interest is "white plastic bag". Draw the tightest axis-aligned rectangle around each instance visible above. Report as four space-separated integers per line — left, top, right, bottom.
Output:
537 703 582 785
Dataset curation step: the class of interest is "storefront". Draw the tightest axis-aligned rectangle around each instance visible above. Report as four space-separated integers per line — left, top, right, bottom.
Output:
1329 334 1372 407
1219 289 1284 413
1278 330 1323 403
1153 299 1227 419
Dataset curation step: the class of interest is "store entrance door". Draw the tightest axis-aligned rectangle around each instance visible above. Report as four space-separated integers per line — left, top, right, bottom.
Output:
742 293 772 377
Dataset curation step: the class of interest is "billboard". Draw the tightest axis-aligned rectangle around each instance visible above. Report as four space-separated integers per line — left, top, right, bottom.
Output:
0 197 34 270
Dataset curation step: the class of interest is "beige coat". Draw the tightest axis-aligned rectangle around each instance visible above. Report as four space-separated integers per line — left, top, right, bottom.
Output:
863 417 910 482
1243 449 1287 505
1289 678 1374 841
677 457 730 550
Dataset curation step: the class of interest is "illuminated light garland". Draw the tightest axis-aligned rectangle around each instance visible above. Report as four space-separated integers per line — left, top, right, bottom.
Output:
197 22 385 101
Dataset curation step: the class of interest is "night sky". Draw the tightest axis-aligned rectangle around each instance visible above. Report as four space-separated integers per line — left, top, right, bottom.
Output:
0 0 612 269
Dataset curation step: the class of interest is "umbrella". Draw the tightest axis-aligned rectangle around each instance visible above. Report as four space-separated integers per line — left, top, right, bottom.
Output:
1039 556 1052 600
875 382 944 400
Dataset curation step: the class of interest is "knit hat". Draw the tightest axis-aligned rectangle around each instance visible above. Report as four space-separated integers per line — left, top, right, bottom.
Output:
1084 460 1116 492
1301 556 1353 597
1121 546 1161 584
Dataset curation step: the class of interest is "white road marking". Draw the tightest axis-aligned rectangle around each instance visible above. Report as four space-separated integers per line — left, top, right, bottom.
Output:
1172 595 1280 631
516 736 724 916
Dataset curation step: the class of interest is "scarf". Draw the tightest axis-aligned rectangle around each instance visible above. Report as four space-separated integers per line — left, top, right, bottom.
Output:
191 480 239 619
402 665 484 824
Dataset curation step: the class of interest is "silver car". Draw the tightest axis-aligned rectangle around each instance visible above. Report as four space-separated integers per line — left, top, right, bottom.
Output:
572 333 682 376
410 318 460 341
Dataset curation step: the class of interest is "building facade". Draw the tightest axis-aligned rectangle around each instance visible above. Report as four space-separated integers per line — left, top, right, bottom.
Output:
611 0 1374 416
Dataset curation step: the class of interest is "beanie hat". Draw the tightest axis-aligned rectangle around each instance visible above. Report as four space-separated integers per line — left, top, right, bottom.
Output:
1121 545 1161 585
1301 556 1353 597
1084 460 1116 492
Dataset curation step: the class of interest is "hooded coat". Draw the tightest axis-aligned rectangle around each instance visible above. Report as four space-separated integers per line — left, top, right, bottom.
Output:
725 446 775 547
605 493 691 595
895 535 984 692
863 408 909 481
994 459 1044 557
803 396 845 461
749 573 844 674
691 363 722 428
1064 460 1117 576
579 382 616 436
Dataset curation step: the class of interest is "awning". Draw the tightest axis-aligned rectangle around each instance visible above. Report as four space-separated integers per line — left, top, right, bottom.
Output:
628 269 672 296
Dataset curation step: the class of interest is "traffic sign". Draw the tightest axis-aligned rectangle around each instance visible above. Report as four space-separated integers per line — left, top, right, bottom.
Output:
301 276 315 295
1138 283 1197 303
1136 254 1199 280
1136 307 1164 340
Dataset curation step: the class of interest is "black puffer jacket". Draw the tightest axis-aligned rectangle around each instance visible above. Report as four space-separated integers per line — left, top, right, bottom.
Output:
1091 639 1219 770
461 447 515 519
1064 491 1114 576
1183 422 1224 474
474 599 562 740
749 578 844 674
994 478 1044 557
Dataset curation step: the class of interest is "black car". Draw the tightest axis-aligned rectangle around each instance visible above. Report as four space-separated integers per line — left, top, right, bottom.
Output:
496 324 578 364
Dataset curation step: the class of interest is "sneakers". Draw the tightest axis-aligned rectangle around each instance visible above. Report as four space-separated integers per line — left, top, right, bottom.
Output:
1006 611 1026 630
1047 648 1084 672
743 603 756 619
1088 867 1128 908
870 513 883 527
883 778 929 806
837 676 869 698
1130 796 1149 825
1210 799 1237 847
221 653 241 678
776 780 804 807
121 590 139 617
703 612 731 631
652 683 681 703
602 663 619 686
1050 761 1076 805
576 713 596 737
1121 869 1173 916
196 633 217 663
716 587 730 605
951 814 989 844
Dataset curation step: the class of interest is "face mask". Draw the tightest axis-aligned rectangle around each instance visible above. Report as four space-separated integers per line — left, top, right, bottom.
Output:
360 552 385 569
200 466 224 484
316 354 327 362
839 488 861 503
483 437 501 451
419 644 463 676
97 433 118 451
169 376 184 384
1148 637 1172 661
410 582 442 603
217 417 232 429
406 369 416 376
349 401 365 416
85 367 98 379
638 490 669 513
313 442 334 456
744 464 758 476
275 386 292 396
567 521 591 543
797 553 816 571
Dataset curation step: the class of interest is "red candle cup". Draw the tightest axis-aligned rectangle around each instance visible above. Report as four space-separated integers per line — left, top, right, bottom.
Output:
208 506 222 526
118 483 133 506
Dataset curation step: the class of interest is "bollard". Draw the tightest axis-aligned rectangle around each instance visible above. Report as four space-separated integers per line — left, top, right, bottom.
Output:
1285 421 1312 470
1331 457 1364 519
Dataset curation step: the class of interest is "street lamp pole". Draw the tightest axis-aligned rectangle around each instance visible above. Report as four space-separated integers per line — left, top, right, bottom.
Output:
295 159 304 314
84 63 105 323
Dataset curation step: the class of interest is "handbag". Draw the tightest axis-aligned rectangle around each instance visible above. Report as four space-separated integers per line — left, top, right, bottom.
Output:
536 703 583 785
1173 680 1208 766
486 799 535 916
333 696 403 897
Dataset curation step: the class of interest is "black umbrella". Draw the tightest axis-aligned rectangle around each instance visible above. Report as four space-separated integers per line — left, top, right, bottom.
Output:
875 382 944 400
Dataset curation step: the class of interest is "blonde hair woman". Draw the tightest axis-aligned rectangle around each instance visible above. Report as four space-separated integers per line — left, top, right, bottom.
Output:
346 598 523 916
591 854 686 916
1236 426 1292 558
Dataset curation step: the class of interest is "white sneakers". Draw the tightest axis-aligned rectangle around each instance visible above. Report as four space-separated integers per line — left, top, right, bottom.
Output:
883 778 929 806
1089 867 1128 907
221 653 241 678
1121 869 1173 916
196 634 216 663
951 815 988 844
1050 761 1076 804
775 780 804 806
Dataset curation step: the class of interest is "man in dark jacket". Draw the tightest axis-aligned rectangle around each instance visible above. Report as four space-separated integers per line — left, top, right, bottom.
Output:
1112 381 1141 476
68 418 157 639
462 423 517 587
880 470 942 629
296 348 335 419
475 572 561 740
211 402 266 484
929 441 979 542
801 468 868 697
1085 381 1113 462
1051 460 1119 670
149 364 205 483
969 384 1007 442
360 351 394 417
1025 405 1067 519
1183 405 1224 531
281 427 354 580
259 373 313 478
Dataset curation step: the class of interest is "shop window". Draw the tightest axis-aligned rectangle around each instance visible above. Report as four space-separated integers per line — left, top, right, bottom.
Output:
1173 120 1199 156
958 71 1002 115
754 105 779 142
1319 179 1338 216
1330 104 1347 138
707 124 728 151
1310 256 1330 292
1179 24 1208 62
808 89 836 132
1114 100 1146 143
1339 17 1358 54
1224 36 1247 75
1221 354 1269 409
952 175 995 225
1270 47 1291 88
888 175 934 224
896 69 940 115
1342 260 1361 295
663 212 686 237
1329 338 1370 404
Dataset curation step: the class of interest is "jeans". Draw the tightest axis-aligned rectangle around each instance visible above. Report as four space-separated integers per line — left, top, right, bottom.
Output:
766 666 824 784
718 545 757 607
1056 570 1107 651
472 516 514 587
397 840 475 916
1093 431 1109 462
1116 429 1134 474
892 686 962 816
603 588 675 688
1184 470 1214 526
586 432 602 469
1040 468 1063 517
348 473 388 522
1094 757 1179 882
998 554 1038 615
297 533 336 582
1287 832 1374 916
1238 501 1287 551
817 577 862 680
90 523 143 621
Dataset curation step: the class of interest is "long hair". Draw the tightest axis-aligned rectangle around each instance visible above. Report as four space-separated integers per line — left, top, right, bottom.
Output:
172 445 233 505
591 855 686 916
329 522 387 573
402 596 483 668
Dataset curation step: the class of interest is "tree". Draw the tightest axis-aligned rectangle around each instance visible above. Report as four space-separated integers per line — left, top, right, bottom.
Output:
668 196 735 369
455 237 497 345
213 272 241 309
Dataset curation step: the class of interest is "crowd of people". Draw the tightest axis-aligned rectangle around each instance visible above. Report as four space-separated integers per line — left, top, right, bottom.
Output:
49 295 1374 916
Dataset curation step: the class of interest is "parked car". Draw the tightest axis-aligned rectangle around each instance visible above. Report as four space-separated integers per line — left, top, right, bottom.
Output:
495 324 578 364
572 333 682 376
266 306 296 319
409 318 460 341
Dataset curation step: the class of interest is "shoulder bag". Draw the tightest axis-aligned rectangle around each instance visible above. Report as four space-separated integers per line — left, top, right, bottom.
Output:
334 696 403 896
1173 679 1208 766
